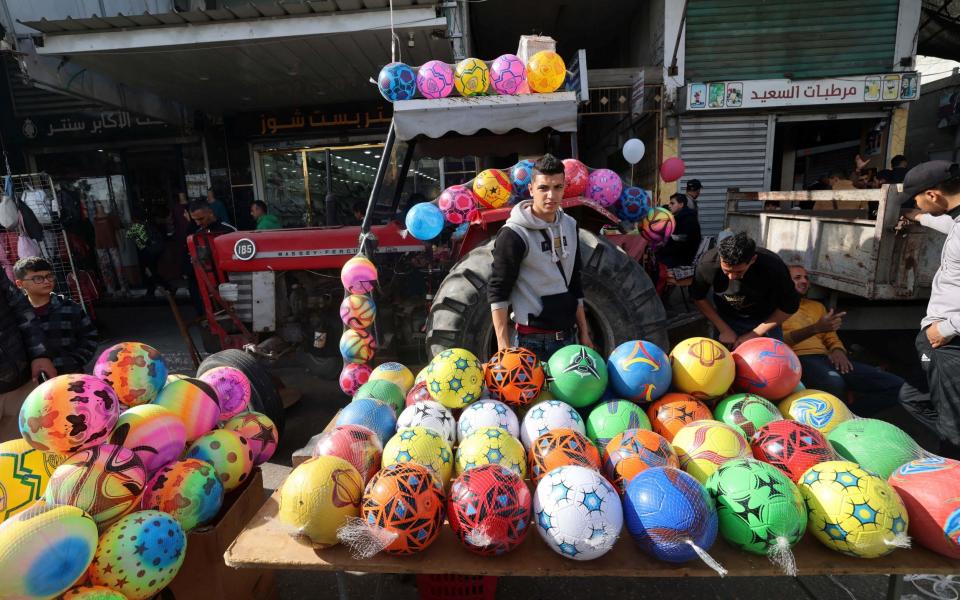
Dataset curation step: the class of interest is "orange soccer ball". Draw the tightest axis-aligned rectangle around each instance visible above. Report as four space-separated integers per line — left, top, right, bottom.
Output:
361 463 446 555
484 347 545 408
646 393 713 442
527 428 600 484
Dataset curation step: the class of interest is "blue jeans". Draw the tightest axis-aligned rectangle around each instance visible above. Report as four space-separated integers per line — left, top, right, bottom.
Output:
799 354 903 417
720 313 783 340
514 330 577 365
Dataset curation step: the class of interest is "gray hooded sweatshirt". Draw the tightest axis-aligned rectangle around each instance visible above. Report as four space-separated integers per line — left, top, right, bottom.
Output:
488 200 584 331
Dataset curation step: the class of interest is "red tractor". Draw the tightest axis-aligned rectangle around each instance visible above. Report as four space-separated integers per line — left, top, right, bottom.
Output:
188 90 667 429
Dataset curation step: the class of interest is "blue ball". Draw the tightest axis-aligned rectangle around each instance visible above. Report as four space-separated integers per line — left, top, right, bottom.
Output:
607 340 672 403
617 187 650 221
451 222 469 241
511 160 535 199
378 62 417 102
623 466 718 563
335 397 397 445
405 202 445 241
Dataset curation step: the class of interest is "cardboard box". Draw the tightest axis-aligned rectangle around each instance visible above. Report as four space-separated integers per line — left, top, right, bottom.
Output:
164 468 277 600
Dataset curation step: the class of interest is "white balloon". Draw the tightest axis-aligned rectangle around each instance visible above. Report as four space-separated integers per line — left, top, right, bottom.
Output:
622 138 645 165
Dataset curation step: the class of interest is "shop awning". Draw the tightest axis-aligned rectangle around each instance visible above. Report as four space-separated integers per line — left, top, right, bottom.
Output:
392 92 579 141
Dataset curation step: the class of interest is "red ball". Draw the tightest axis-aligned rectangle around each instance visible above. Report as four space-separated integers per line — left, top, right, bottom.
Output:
731 338 802 401
750 420 837 482
405 381 433 408
889 456 960 558
311 424 383 483
340 363 372 396
562 159 589 198
660 157 685 183
448 464 532 556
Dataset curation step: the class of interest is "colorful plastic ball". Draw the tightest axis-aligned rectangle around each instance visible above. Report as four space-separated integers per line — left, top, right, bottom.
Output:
704 458 807 555
660 157 686 182
490 53 527 95
484 346 545 407
382 426 453 486
61 586 128 600
109 404 187 474
361 463 445 554
617 187 650 221
547 344 608 408
165 373 189 384
672 420 751 483
528 428 601 485
511 159 535 199
405 202 445 241
798 460 908 558
340 362 372 396
312 424 383 484
889 456 960 558
453 57 490 97
153 377 221 443
473 168 513 209
377 62 417 101
369 362 415 395
354 379 404 414
778 389 852 435
278 456 363 548
341 255 378 295
646 393 713 442
0 502 98 600
640 207 676 247
732 338 802 401
339 328 377 364
456 426 526 478
405 380 433 408
89 510 187 600
669 337 736 400
141 458 224 532
713 393 781 439
585 400 651 453
197 366 250 421
751 420 838 483
397 400 456 446
335 398 397 447
416 59 454 99
0 438 64 522
185 429 253 492
607 340 673 403
223 411 278 466
533 465 622 560
525 50 566 93
93 342 168 407
425 348 484 409
339 294 377 330
827 418 922 479
561 158 589 198
448 464 531 556
603 429 679 494
458 399 520 442
437 185 478 225
19 374 119 455
586 168 623 207
520 399 585 449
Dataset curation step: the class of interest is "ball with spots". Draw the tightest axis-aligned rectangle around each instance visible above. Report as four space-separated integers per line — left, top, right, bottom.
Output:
185 429 254 492
397 400 456 446
528 428 601 485
340 362 372 397
61 585 129 600
93 342 168 407
223 411 278 465
437 185 478 225
19 374 120 456
141 458 224 532
448 464 532 556
197 366 251 420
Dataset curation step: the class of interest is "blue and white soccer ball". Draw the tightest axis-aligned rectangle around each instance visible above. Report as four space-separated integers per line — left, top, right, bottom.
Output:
457 399 520 442
378 62 417 102
617 186 651 222
520 400 585 450
397 400 457 446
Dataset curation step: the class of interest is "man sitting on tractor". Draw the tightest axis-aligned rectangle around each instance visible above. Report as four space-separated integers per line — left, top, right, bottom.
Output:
489 154 594 362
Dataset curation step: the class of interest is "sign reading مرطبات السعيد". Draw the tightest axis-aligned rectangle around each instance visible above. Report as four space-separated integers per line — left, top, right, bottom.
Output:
685 72 920 111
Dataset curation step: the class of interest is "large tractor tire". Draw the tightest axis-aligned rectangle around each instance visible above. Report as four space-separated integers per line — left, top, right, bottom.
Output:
197 349 285 436
426 229 668 359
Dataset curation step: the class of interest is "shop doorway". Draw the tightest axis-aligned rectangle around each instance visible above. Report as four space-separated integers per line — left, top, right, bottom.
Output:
124 146 185 219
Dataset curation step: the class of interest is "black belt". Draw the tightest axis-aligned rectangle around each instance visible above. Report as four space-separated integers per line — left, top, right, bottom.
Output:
517 329 573 341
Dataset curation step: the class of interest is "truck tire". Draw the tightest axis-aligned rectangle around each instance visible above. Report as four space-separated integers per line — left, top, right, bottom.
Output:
426 229 668 359
197 349 285 436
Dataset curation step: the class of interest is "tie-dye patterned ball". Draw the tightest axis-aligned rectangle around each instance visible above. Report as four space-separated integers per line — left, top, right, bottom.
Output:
141 458 224 532
109 404 187 475
197 366 251 421
93 342 168 407
153 377 221 443
18 374 119 456
185 429 254 492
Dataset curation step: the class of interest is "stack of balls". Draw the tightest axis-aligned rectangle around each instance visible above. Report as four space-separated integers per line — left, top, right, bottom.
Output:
339 255 380 396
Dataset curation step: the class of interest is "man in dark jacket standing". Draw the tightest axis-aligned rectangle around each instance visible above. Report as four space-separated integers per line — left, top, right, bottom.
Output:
0 269 54 442
657 193 702 268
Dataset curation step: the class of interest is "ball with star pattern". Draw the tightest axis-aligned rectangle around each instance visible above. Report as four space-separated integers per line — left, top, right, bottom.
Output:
425 348 484 409
382 426 453 486
396 400 456 446
448 464 532 556
455 426 527 478
222 411 278 465
519 399 585 450
457 399 520 442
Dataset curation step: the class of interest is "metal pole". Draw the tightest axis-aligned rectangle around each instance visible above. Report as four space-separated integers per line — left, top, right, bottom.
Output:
361 123 396 238
325 148 336 226
301 150 312 226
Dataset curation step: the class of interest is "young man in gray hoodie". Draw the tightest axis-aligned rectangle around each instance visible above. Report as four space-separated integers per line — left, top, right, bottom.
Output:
488 154 594 362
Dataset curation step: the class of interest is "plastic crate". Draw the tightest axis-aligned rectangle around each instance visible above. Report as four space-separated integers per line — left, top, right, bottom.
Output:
416 575 498 600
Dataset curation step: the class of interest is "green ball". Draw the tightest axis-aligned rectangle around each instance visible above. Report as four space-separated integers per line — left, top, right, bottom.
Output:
585 400 651 452
704 458 807 555
827 418 921 479
714 393 781 439
353 380 404 414
547 345 608 408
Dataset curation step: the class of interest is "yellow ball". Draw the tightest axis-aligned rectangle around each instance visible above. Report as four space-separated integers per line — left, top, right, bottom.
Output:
455 426 526 478
779 389 853 435
370 362 415 395
472 169 512 209
414 366 429 385
425 348 483 409
525 50 566 93
0 438 64 522
669 337 736 399
382 426 453 485
277 456 363 548
454 58 490 97
672 419 751 483
799 460 908 558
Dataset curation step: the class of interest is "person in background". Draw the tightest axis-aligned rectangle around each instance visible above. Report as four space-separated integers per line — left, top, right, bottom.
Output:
127 209 170 297
189 201 237 234
685 179 702 211
250 200 282 230
827 169 856 190
206 188 231 224
350 201 366 226
92 202 129 296
890 155 909 184
783 265 903 416
14 257 97 375
186 201 236 316
763 200 781 211
656 193 702 268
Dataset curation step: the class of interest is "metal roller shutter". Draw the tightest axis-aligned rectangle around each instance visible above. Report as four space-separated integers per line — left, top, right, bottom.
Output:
678 114 771 235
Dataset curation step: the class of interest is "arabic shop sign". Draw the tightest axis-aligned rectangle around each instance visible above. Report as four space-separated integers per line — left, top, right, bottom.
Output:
18 111 172 143
233 103 393 138
685 72 920 111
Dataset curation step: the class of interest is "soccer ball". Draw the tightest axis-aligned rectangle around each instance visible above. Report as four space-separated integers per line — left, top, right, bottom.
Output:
448 464 532 556
778 389 853 435
416 59 454 99
606 340 673 403
472 169 513 209
457 400 520 442
437 185 478 225
617 187 650 221
640 207 676 247
490 54 527 95
362 463 445 554
585 400 652 453
732 338 802 401
827 418 922 479
339 328 377 364
672 420 751 483
377 62 417 102
799 460 909 558
525 50 566 93
669 337 736 400
603 428 679 494
382 426 453 486
533 465 623 561
456 426 526 478
405 381 432 408
511 160 535 199
750 420 838 483
547 345 608 408
396 400 456 447
646 393 713 442
586 169 623 207
425 348 484 409
528 428 601 484
454 57 489 96
340 360 374 395
520 399 585 449
713 393 781 439
562 159 589 198
311 424 383 484
889 456 960 558
484 347 545 407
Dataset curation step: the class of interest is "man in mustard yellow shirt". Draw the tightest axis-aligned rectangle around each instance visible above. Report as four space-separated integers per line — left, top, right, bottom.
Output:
783 266 904 416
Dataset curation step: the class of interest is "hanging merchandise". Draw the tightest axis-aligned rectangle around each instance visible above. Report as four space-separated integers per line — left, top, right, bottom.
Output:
377 62 417 102
490 54 528 95
660 157 686 182
525 50 567 93
416 60 455 99
454 58 491 97
623 139 646 164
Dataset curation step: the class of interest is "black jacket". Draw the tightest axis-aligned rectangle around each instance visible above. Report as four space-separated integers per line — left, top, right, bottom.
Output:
657 206 702 268
0 271 49 392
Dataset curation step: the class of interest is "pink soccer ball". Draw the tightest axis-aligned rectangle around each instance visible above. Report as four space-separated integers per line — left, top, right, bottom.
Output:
417 60 454 99
340 362 372 396
586 169 623 207
438 185 478 225
562 159 589 198
490 54 527 95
